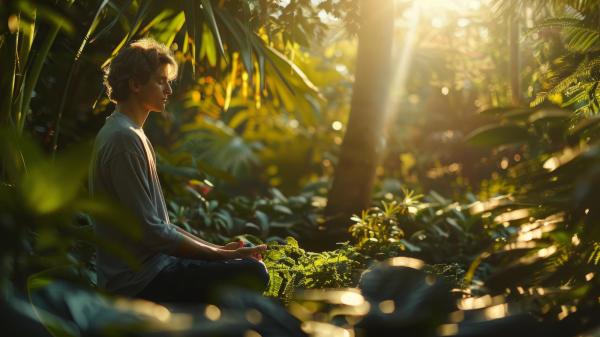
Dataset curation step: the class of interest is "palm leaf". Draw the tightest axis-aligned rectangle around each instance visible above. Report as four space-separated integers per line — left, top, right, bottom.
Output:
1 31 18 126
200 0 226 61
89 0 134 43
101 0 155 69
53 0 112 154
18 24 60 133
532 58 600 107
179 118 261 177
216 9 253 78
183 0 200 75
530 17 600 53
465 124 531 148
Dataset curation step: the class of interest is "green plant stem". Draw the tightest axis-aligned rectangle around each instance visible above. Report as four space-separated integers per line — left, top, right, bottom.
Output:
1 31 18 127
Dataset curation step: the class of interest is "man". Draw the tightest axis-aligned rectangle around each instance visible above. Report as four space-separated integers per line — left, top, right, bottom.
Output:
89 38 268 302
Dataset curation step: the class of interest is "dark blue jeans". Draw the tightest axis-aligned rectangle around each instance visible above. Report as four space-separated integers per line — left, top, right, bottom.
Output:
136 258 269 302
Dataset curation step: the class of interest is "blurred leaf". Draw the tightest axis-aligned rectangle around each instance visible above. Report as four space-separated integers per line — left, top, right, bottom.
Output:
20 141 92 214
528 108 571 123
216 9 253 76
274 205 293 215
200 0 226 60
465 124 531 148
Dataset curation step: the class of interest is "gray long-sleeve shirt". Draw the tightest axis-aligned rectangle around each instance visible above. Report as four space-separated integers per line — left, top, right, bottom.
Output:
89 111 184 296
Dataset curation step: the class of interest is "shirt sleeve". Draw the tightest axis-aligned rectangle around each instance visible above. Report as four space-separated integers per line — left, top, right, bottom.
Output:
107 149 184 254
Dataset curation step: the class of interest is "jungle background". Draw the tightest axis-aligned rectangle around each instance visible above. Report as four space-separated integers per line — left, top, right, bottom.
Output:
2 0 600 336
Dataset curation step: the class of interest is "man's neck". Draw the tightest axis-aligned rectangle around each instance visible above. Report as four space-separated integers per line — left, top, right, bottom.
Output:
116 100 149 128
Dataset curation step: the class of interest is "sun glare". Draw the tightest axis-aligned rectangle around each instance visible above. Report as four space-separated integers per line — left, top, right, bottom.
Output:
384 0 490 135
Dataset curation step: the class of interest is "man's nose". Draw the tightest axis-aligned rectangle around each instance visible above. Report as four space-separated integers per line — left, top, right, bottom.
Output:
165 83 173 96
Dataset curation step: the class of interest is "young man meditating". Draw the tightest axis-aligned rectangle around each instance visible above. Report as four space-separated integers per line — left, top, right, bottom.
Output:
89 38 268 302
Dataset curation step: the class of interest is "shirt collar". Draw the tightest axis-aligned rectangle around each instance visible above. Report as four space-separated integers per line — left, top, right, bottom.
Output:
112 111 143 129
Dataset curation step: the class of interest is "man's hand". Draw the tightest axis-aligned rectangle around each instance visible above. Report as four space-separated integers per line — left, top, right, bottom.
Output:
227 244 267 260
222 240 264 260
223 240 244 250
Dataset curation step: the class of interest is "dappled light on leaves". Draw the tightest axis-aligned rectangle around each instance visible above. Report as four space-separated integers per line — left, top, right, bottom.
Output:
542 146 586 172
469 196 513 214
493 209 530 223
458 294 505 310
245 308 263 325
204 304 221 321
244 330 262 337
296 289 364 306
113 298 171 323
483 303 508 320
301 321 353 337
387 256 425 270
378 300 395 314
437 323 459 336
340 291 365 306
503 242 536 251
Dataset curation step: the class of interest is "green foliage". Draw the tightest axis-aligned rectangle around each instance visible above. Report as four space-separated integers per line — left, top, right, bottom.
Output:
349 199 409 251
168 186 322 243
520 3 600 116
261 189 489 301
263 237 362 302
460 91 600 328
178 117 262 177
0 128 138 291
466 124 532 148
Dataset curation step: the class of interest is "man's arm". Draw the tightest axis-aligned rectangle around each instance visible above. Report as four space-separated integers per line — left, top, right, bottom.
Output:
172 233 266 260
106 137 263 260
108 148 186 253
175 226 222 249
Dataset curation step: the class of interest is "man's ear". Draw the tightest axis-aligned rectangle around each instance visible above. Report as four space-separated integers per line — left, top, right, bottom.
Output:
128 78 141 94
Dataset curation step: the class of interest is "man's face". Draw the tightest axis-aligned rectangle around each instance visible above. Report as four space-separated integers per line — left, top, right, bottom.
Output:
134 64 173 112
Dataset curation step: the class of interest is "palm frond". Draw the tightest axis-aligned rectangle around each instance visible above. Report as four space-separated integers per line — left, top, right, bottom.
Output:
531 57 600 110
530 17 600 53
492 0 600 20
178 118 261 178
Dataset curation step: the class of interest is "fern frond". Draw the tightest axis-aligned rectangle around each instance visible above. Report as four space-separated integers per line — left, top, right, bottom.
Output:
531 17 588 31
564 26 600 53
592 82 600 113
532 57 600 107
530 17 600 53
531 93 549 107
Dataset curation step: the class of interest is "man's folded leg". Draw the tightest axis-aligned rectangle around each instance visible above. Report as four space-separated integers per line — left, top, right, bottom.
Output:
135 258 270 302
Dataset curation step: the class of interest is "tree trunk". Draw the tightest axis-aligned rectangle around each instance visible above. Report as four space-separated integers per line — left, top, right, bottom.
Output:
323 0 394 241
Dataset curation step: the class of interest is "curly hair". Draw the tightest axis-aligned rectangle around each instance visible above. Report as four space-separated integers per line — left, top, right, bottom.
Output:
103 38 178 102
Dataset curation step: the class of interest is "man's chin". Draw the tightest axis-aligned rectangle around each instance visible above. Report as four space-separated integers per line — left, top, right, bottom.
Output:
150 105 166 112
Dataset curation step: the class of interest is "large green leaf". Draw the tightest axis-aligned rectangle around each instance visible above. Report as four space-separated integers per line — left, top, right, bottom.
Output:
528 108 571 123
478 106 526 116
216 9 253 77
569 115 600 137
530 17 600 53
200 0 226 60
465 124 531 148
183 0 200 75
18 23 60 133
89 0 134 43
21 141 92 214
53 0 113 153
101 0 155 69
179 118 261 177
